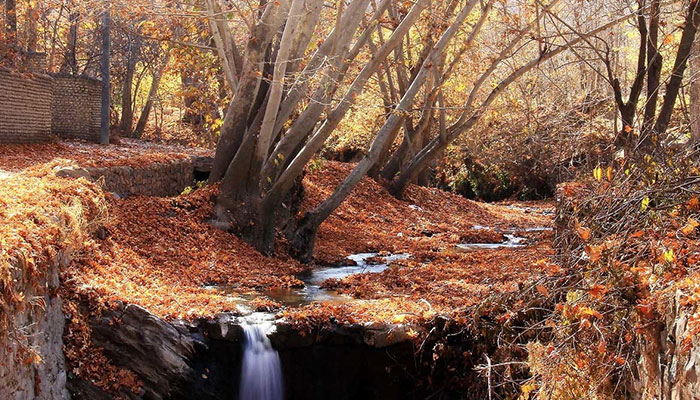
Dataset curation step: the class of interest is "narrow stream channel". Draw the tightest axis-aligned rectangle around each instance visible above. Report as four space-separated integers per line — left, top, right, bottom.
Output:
209 227 543 400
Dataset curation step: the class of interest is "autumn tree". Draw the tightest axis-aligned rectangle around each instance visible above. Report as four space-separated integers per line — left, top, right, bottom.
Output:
199 0 630 261
564 0 700 153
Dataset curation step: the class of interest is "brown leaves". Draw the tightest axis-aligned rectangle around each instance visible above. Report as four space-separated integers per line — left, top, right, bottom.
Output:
0 140 211 172
588 284 608 300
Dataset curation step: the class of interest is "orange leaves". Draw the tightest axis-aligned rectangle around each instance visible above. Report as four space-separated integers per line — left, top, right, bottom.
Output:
636 300 654 318
630 230 645 239
585 244 603 262
578 306 603 320
576 223 592 242
535 258 562 276
613 355 626 366
596 339 607 354
0 168 104 339
680 218 699 236
588 284 608 300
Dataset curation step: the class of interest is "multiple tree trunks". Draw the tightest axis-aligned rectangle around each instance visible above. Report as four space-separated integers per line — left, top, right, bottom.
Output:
600 0 700 153
205 0 697 261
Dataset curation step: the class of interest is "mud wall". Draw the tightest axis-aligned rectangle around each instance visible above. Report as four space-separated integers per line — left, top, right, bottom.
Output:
58 159 196 198
0 68 53 143
50 75 101 142
0 70 103 144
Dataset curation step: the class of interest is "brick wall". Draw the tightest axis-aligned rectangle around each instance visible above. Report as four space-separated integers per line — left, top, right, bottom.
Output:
0 68 53 143
50 75 101 142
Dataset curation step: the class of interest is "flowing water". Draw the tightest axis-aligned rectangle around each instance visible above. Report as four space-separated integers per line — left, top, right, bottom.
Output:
239 322 284 400
261 252 410 306
204 252 410 310
456 234 528 250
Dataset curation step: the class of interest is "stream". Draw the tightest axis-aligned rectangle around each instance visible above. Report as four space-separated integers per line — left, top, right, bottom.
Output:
213 228 540 400
263 252 411 306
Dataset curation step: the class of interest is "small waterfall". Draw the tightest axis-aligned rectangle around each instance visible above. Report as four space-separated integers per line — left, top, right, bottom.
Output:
239 323 284 400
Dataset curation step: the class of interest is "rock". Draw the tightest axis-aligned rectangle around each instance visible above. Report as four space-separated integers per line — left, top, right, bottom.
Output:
55 166 91 180
199 314 244 342
632 290 700 400
192 156 213 172
363 323 416 348
89 304 197 400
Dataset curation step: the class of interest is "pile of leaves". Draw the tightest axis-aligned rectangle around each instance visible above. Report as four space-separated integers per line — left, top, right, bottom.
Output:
307 161 548 265
0 162 105 338
0 162 142 396
0 139 212 172
64 184 305 320
277 162 555 328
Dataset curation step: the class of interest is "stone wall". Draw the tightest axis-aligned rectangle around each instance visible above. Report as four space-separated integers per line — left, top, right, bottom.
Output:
0 251 71 400
50 75 101 142
90 160 195 197
0 68 53 143
58 159 197 197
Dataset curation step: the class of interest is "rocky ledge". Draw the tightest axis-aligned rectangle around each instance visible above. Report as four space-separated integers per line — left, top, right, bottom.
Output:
69 303 418 400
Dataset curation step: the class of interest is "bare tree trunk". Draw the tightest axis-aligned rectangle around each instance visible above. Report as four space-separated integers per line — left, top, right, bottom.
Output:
691 34 700 144
290 0 477 261
653 0 700 137
60 12 79 74
216 0 372 254
255 0 305 165
120 35 140 136
263 0 428 215
206 0 238 91
134 51 170 138
389 9 635 197
26 4 38 52
4 0 16 48
208 2 285 182
642 0 662 136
